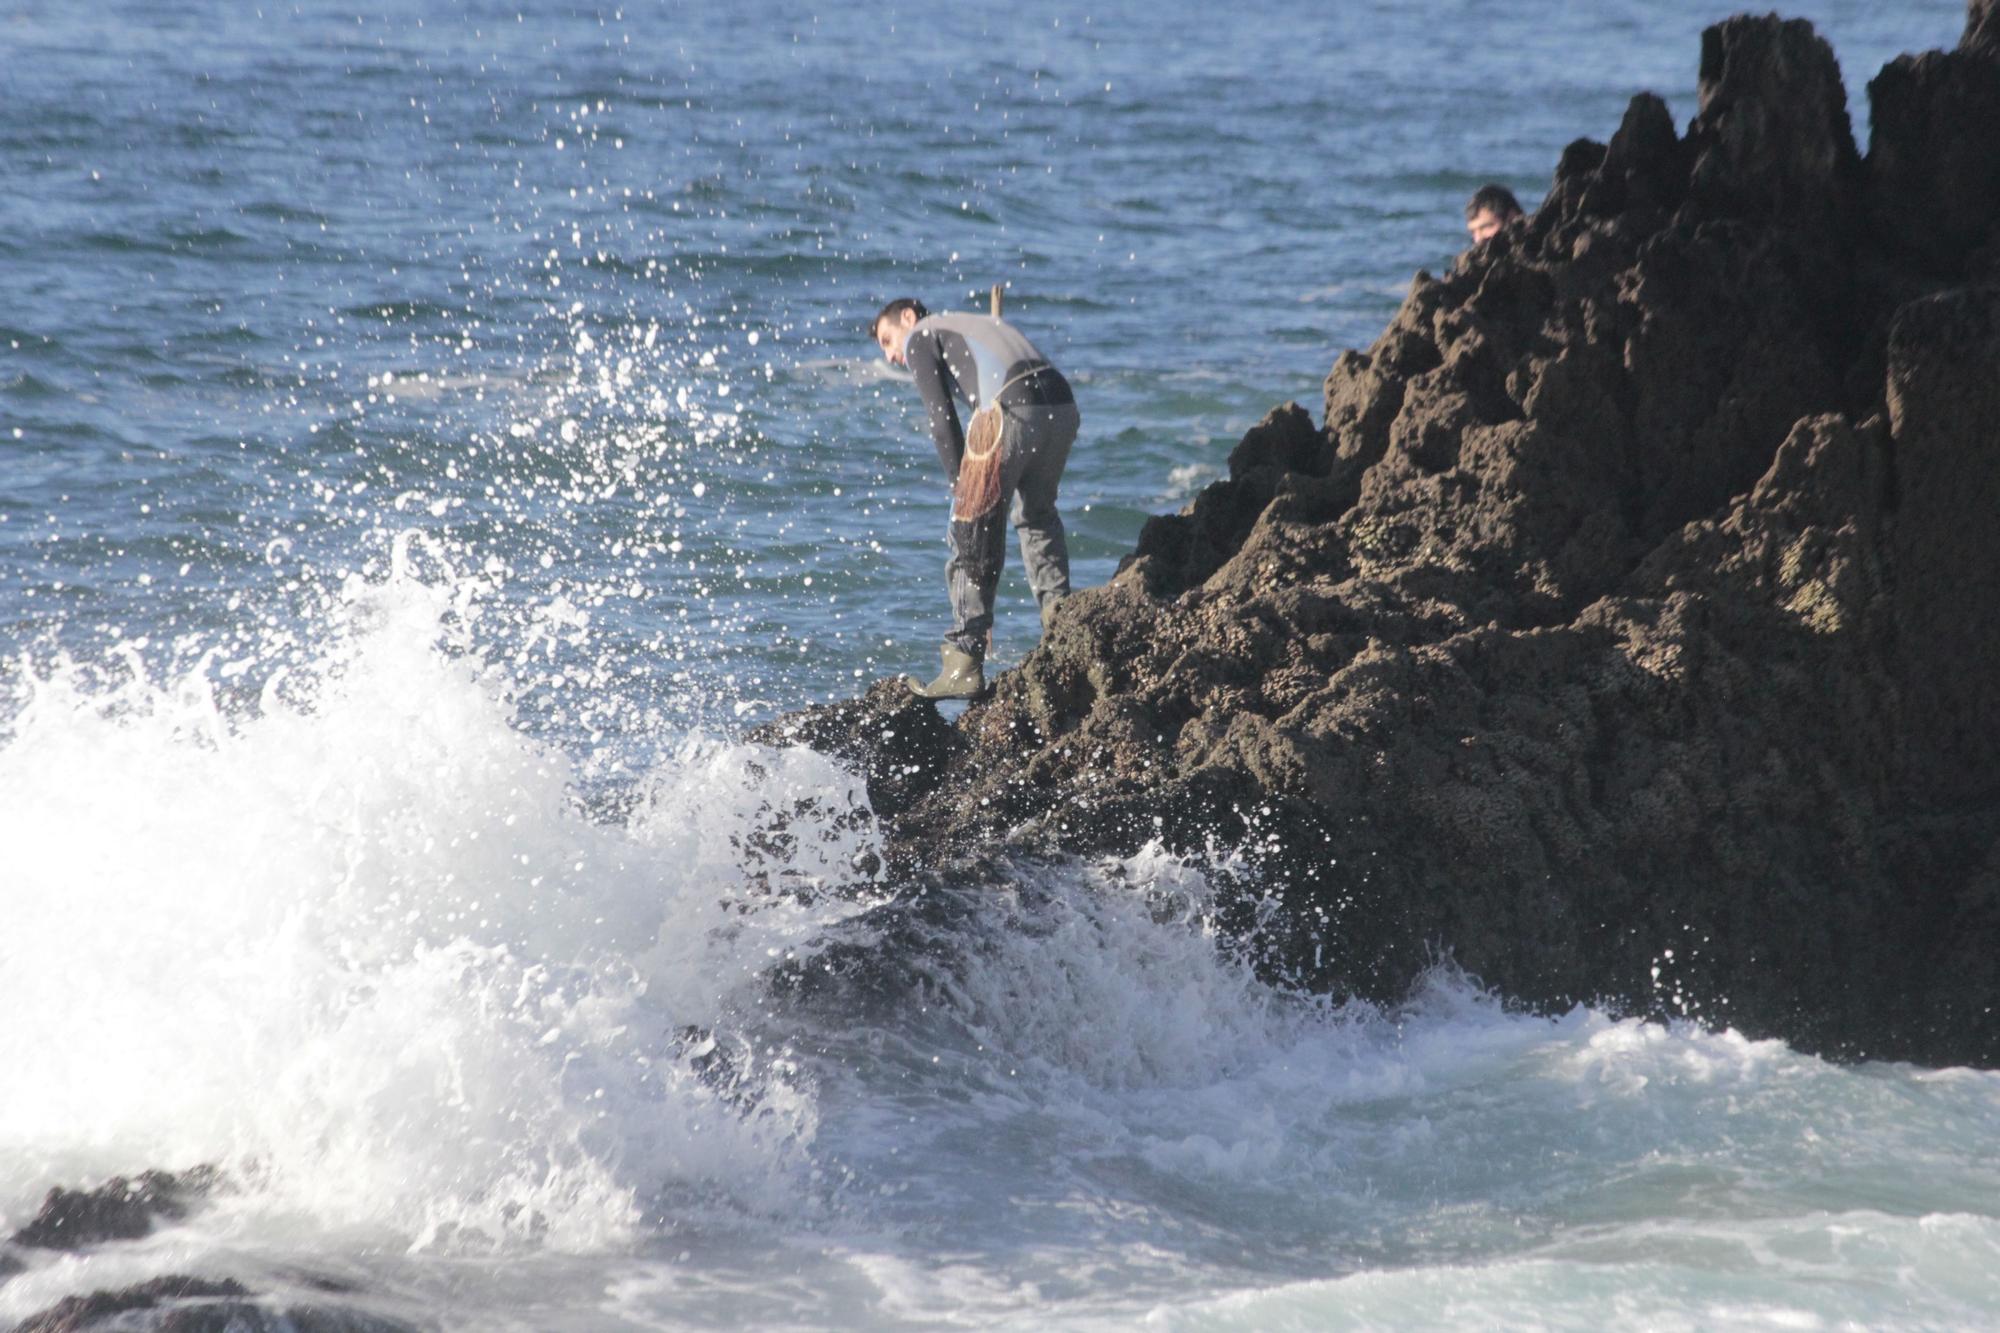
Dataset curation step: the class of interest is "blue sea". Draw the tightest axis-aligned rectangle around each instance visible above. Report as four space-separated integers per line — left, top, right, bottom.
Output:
4 1 1997 1328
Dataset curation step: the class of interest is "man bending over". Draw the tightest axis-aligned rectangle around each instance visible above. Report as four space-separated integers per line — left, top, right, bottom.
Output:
871 297 1079 700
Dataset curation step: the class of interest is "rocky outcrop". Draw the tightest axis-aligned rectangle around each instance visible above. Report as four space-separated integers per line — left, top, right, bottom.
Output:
772 8 2000 1067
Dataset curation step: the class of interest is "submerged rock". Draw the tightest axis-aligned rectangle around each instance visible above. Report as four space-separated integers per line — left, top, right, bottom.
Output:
8 1275 420 1333
9 1169 219 1252
10 1276 252 1333
5 1172 419 1332
770 8 2000 1067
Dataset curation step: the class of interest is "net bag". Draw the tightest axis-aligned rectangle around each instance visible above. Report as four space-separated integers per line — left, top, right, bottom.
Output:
952 404 1007 521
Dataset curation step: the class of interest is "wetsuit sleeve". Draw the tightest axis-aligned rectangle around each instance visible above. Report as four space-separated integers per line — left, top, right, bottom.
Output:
906 330 965 479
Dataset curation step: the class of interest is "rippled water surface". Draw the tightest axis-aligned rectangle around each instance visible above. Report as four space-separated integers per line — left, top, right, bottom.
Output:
3 1 1995 1329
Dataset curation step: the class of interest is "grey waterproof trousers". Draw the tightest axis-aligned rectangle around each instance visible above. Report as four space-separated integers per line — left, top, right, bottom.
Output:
945 400 1079 658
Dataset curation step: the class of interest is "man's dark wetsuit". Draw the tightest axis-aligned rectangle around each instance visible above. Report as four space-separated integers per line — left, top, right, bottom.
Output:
901 311 1079 657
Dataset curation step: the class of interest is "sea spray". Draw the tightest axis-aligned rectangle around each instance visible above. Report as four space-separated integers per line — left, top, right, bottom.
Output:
0 559 886 1253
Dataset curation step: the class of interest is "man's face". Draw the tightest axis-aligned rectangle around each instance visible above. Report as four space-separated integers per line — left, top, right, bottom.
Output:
875 307 919 366
1466 208 1510 244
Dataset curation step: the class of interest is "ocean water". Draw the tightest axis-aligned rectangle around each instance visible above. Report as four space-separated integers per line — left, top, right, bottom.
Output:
3 1 1997 1329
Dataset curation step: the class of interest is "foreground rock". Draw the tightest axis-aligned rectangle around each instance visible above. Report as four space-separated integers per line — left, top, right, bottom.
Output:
9 1170 219 1253
11 1276 252 1333
9 1276 418 1332
772 7 2000 1066
3 1172 418 1333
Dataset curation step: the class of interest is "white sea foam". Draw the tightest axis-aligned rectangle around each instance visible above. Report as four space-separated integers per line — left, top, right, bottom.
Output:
1116 1206 2000 1332
751 848 2000 1330
0 564 885 1256
1163 462 1216 501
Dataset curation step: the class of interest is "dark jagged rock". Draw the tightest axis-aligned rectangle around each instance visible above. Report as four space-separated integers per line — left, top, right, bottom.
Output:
1124 403 1348 599
768 7 2000 1066
743 678 964 883
1686 16 1862 232
1971 0 2000 53
8 1275 421 1333
1884 286 2000 805
10 1169 218 1252
1865 6 2000 280
748 677 962 828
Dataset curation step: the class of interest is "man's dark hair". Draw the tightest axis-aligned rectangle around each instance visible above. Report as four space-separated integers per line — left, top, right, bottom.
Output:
1464 184 1524 221
871 298 929 338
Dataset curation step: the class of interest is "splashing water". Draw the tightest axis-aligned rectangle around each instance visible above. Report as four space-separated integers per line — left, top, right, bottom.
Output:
0 561 886 1257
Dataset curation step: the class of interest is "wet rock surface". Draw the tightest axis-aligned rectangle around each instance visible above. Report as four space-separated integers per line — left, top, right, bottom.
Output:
10 1276 252 1333
3 1174 422 1333
748 678 963 829
773 8 2000 1066
7 1275 421 1333
8 1170 219 1253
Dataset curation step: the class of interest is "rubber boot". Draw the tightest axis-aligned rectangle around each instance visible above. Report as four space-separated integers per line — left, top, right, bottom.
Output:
906 644 985 700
